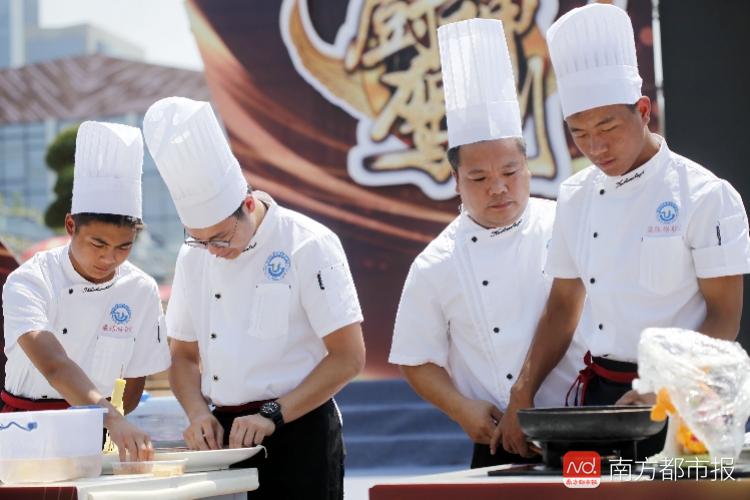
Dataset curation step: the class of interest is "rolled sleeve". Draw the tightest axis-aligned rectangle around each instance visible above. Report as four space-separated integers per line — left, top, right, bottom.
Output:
389 260 449 368
124 281 172 378
544 201 580 279
165 250 198 342
689 180 750 278
2 265 52 349
296 233 363 338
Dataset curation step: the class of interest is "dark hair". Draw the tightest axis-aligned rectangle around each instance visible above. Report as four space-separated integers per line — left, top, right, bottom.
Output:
72 213 144 232
447 138 527 172
230 186 254 219
447 146 461 172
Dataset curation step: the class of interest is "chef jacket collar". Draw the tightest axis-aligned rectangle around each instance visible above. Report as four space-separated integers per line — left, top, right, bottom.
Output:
241 191 278 254
62 244 119 290
602 136 669 194
457 201 530 241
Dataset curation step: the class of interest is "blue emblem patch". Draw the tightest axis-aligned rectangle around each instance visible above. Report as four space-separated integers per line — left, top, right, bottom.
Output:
264 251 291 281
656 201 679 225
110 304 132 325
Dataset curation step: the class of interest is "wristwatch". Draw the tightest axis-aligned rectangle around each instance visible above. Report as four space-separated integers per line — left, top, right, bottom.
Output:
259 401 285 429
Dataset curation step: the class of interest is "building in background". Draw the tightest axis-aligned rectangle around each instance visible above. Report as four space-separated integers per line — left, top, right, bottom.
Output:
0 0 142 69
0 54 211 282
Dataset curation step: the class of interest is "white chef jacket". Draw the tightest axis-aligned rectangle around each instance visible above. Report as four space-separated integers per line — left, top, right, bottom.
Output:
546 138 750 362
3 245 171 399
166 192 363 406
390 197 587 411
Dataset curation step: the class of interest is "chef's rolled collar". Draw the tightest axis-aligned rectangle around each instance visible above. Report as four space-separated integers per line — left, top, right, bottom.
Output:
602 136 669 193
458 202 529 240
62 244 119 289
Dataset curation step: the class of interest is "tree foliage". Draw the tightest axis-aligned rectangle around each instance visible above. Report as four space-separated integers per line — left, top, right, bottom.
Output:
44 125 79 229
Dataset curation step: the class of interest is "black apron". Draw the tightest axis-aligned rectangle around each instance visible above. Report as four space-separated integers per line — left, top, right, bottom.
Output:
213 398 344 500
573 354 667 461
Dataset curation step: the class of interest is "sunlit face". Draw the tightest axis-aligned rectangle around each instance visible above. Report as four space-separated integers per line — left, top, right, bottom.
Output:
453 138 531 229
566 97 653 177
65 215 137 283
185 195 257 260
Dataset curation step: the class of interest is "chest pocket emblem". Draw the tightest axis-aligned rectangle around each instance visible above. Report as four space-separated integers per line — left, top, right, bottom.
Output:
265 251 291 281
657 201 679 224
110 304 132 325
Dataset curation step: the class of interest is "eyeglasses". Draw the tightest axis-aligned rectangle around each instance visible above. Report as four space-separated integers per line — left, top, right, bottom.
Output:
184 217 239 249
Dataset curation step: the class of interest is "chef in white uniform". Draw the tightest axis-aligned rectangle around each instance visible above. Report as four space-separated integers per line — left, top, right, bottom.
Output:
143 97 365 500
498 3 750 459
389 18 586 468
2 121 171 461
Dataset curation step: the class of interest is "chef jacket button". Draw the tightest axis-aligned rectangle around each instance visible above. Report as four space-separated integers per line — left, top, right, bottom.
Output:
598 324 604 330
493 327 500 333
482 280 489 286
589 278 596 284
471 236 477 243
62 328 68 334
68 288 73 294
599 189 605 195
210 333 217 339
506 373 513 380
213 375 219 381
214 293 221 299
593 232 598 238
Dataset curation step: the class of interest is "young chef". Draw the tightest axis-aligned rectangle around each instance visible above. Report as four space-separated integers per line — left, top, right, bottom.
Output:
2 121 171 461
497 3 750 458
389 18 586 468
143 96 365 499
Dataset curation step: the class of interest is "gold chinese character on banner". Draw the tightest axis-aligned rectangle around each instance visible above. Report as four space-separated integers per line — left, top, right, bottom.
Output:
283 0 564 199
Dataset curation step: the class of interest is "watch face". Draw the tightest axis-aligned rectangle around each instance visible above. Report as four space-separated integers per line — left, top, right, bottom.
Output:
260 401 280 416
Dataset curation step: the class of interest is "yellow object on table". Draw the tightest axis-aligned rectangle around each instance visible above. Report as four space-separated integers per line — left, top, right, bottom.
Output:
103 378 127 454
650 387 708 455
650 388 675 421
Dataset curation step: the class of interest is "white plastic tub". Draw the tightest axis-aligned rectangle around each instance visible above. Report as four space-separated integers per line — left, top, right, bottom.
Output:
0 406 107 484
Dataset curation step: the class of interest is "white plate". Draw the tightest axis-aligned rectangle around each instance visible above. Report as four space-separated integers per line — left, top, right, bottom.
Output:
102 446 265 474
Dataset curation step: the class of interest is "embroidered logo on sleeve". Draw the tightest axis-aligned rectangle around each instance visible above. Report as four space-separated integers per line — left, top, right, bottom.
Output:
110 303 132 325
264 251 291 281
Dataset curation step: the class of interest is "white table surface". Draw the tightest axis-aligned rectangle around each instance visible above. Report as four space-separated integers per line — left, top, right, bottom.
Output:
0 468 258 500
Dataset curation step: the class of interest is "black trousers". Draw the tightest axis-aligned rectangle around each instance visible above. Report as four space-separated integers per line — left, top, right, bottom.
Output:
471 443 542 468
584 357 667 461
213 399 344 500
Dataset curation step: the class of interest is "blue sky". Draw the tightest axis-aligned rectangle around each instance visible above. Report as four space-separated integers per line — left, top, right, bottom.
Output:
40 0 203 70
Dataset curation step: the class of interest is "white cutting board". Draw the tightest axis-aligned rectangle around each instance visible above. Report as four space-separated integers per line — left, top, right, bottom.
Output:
101 446 265 474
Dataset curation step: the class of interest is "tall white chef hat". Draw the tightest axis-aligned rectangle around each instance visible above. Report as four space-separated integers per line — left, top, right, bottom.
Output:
72 121 143 219
142 97 248 229
438 18 522 149
547 3 643 118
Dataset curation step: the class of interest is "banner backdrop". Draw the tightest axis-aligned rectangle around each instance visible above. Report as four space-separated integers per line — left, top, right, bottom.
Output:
187 0 657 377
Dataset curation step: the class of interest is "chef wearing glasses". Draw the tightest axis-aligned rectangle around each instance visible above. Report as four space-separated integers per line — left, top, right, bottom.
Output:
143 97 365 500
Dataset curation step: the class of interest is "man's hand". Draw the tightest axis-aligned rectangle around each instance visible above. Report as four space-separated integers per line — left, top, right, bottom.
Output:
453 399 503 445
105 413 154 462
183 411 224 451
616 390 656 406
492 392 534 457
228 414 276 448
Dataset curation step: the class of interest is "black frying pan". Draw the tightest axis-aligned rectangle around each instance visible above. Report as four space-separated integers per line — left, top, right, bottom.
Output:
518 405 666 442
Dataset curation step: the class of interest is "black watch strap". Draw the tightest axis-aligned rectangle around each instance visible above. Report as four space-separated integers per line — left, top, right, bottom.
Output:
260 401 285 429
